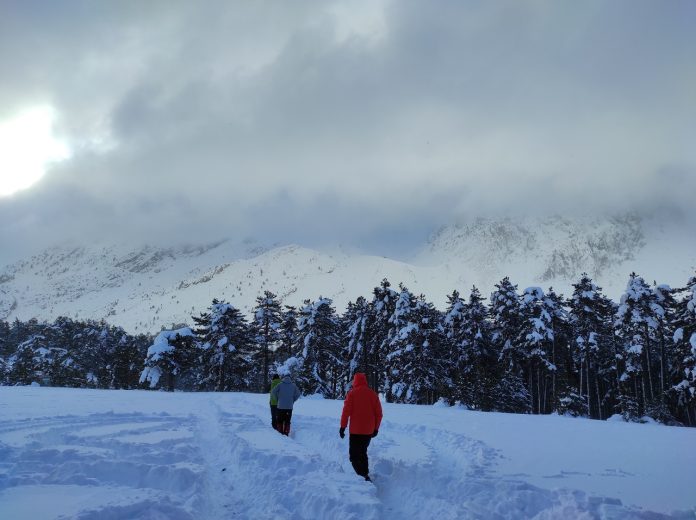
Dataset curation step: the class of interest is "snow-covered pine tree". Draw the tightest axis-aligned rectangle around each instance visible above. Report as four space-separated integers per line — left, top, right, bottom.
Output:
27 318 71 387
71 320 118 388
140 327 196 391
366 279 398 393
518 287 557 414
614 273 665 420
542 288 571 414
385 288 446 404
43 318 85 387
295 297 342 398
416 297 448 404
193 300 254 392
0 320 12 372
251 291 283 391
109 331 150 389
384 287 417 402
670 274 696 426
567 275 615 419
277 305 298 366
7 333 49 385
443 287 495 409
490 277 530 413
647 283 678 422
3 319 38 384
464 286 497 410
6 318 84 387
442 290 466 404
343 296 371 390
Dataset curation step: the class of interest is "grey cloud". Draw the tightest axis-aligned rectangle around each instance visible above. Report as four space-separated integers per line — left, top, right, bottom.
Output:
1 0 695 264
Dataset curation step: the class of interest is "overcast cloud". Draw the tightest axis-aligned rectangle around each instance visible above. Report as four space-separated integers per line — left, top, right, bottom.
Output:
1 0 695 262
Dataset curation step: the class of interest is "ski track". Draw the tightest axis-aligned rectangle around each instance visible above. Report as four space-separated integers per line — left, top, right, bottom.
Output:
0 397 692 520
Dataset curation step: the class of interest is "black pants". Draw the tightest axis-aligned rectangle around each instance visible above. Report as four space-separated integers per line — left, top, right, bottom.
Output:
349 434 372 478
276 408 293 435
270 404 278 430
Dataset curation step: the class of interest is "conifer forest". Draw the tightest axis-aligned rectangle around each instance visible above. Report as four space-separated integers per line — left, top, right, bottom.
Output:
2 272 695 427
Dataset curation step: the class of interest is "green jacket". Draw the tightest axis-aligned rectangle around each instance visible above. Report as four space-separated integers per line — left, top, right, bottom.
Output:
269 378 282 405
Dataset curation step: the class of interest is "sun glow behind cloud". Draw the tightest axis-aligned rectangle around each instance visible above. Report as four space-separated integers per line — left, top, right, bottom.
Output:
0 106 71 197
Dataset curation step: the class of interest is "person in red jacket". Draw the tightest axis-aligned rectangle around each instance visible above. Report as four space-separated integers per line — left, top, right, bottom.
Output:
339 372 383 481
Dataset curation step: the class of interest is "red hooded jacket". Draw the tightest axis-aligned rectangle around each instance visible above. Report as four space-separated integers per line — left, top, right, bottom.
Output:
340 373 383 435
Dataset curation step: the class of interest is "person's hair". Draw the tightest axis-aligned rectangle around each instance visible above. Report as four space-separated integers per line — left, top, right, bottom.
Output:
272 374 280 379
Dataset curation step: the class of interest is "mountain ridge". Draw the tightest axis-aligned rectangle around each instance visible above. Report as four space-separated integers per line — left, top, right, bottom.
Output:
1 214 694 333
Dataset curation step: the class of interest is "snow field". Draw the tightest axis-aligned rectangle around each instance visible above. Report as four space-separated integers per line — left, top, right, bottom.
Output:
0 387 695 519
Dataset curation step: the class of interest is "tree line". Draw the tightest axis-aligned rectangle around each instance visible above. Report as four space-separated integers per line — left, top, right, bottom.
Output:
1 272 694 426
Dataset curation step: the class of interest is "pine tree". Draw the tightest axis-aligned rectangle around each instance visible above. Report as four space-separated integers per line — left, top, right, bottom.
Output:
277 305 298 365
40 317 84 387
193 300 254 391
614 273 665 419
543 288 570 414
443 287 495 409
0 320 9 384
493 369 532 413
8 333 48 385
386 289 446 404
465 286 496 410
518 287 557 414
110 331 150 389
0 320 12 361
647 283 678 423
343 296 371 385
491 277 524 370
671 274 696 425
140 327 196 391
567 275 615 419
490 277 530 413
384 287 417 402
71 320 116 388
295 298 342 397
0 356 6 385
366 279 398 393
251 291 283 391
442 290 466 404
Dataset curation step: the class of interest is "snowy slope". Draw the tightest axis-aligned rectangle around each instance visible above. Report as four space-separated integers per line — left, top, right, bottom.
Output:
0 387 694 519
419 214 696 299
1 214 694 333
0 240 432 333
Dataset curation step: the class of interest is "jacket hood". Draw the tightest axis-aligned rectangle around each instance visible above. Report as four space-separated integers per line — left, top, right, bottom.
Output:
282 375 292 383
352 373 368 388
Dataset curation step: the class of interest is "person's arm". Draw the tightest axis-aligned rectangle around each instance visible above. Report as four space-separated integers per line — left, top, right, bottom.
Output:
340 390 353 430
373 392 383 431
293 384 301 402
271 384 280 402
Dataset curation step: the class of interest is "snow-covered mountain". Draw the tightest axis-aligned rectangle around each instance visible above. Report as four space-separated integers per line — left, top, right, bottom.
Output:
1 214 694 333
418 213 696 297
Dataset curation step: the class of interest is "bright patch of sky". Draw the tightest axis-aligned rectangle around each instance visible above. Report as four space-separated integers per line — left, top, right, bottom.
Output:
0 106 70 196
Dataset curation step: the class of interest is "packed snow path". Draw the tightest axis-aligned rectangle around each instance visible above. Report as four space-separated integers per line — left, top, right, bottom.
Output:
1 388 694 519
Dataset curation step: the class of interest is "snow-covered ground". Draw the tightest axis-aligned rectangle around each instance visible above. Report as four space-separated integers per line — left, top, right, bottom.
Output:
0 387 694 520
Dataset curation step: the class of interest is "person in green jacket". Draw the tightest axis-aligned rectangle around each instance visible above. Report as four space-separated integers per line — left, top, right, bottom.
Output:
269 374 281 431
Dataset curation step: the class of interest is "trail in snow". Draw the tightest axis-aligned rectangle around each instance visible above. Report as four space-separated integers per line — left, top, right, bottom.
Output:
0 388 694 520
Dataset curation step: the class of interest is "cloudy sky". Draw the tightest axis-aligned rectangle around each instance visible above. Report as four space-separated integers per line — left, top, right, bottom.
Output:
0 0 695 262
